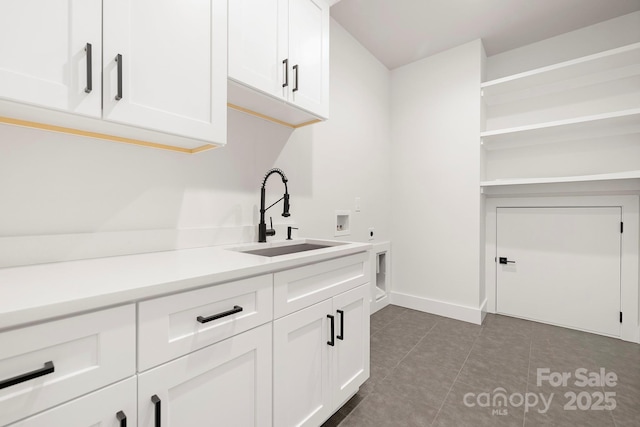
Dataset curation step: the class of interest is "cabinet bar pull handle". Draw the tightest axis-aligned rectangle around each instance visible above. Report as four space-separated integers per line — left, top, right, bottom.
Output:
327 314 335 346
115 54 123 100
116 411 127 427
292 64 299 92
0 361 54 390
151 395 161 427
336 309 344 340
282 58 289 88
84 43 92 93
197 305 243 324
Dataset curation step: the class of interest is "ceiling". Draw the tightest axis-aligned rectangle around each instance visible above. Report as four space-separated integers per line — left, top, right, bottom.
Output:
330 0 640 70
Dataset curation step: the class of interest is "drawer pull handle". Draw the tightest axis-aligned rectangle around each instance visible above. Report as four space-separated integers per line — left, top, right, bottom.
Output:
337 309 344 340
115 54 123 100
197 305 243 324
151 395 161 427
0 361 54 390
327 314 335 346
84 42 92 93
116 410 127 427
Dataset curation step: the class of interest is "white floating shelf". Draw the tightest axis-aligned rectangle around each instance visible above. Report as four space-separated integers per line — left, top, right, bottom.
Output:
481 42 640 98
480 108 640 148
481 170 640 187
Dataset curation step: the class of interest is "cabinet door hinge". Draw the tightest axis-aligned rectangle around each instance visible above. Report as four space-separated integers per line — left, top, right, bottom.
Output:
620 222 624 233
620 312 623 323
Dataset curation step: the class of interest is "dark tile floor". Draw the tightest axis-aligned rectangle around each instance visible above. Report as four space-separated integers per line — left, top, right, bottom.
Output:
322 305 640 427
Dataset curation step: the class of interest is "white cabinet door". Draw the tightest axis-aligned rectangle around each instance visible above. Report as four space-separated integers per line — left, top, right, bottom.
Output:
0 0 101 117
138 323 272 427
288 0 329 118
331 284 370 409
103 0 226 143
273 299 332 427
227 0 329 123
9 377 137 427
497 207 622 337
228 0 287 100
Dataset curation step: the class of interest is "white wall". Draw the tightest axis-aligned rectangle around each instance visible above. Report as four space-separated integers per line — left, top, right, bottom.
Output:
0 19 391 268
486 11 640 80
390 40 484 322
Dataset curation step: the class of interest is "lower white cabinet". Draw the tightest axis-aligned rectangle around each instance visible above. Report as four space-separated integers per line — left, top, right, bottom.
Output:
331 285 370 409
3 250 371 427
137 323 272 427
0 305 136 426
273 284 370 427
8 377 137 427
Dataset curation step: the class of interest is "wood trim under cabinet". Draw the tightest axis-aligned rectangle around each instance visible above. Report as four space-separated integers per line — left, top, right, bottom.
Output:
0 116 218 154
227 103 321 129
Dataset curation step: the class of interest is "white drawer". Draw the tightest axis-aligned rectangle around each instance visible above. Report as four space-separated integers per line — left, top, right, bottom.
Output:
138 274 273 371
0 305 136 426
8 376 137 427
273 252 369 319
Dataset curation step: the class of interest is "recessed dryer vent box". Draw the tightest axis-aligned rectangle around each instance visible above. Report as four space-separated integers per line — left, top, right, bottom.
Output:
335 210 351 237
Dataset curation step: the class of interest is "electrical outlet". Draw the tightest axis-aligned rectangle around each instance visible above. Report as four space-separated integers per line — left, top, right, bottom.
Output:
368 227 374 241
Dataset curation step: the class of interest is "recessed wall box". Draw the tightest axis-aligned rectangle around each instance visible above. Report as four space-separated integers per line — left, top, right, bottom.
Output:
335 210 351 237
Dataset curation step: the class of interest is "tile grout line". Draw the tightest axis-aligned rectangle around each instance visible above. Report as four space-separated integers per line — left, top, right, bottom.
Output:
429 324 485 426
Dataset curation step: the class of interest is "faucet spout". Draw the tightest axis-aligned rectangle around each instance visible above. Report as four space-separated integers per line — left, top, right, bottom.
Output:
259 168 291 242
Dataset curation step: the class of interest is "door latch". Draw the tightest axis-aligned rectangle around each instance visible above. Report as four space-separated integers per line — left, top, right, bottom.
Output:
499 257 515 265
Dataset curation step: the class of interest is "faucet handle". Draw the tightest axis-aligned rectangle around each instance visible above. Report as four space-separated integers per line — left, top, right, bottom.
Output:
287 226 299 240
266 217 276 237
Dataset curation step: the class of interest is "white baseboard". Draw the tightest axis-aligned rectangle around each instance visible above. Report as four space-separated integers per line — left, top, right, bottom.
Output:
390 291 486 325
371 294 389 314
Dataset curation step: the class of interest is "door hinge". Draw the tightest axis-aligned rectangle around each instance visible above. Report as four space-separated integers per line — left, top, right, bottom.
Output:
620 222 623 233
620 312 623 323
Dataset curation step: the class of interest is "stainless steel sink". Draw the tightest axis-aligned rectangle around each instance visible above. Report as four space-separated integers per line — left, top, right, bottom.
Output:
239 243 333 257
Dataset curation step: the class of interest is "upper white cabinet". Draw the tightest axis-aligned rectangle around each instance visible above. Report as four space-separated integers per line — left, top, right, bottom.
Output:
0 0 227 153
287 0 329 116
102 0 226 144
228 0 329 127
480 42 640 188
0 0 102 118
228 0 285 101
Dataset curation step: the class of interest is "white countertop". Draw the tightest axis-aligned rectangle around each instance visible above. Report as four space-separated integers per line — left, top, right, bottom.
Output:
0 239 371 331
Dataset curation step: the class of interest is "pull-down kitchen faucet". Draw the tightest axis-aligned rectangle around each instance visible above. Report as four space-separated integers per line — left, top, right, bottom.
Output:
259 168 290 242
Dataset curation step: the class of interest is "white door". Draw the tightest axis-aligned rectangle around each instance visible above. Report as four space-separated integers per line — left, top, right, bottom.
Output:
332 284 370 409
273 299 332 427
138 323 272 427
10 377 137 427
497 207 622 336
102 0 226 143
287 0 329 118
228 0 287 100
0 0 101 117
